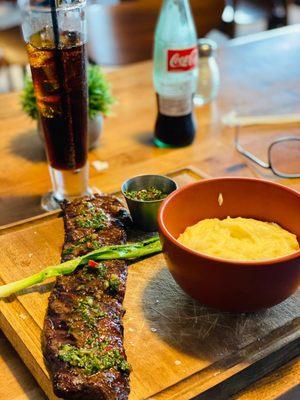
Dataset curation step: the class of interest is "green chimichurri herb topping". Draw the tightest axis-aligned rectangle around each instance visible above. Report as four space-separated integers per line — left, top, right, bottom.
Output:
81 263 107 282
62 237 102 258
104 274 120 292
62 247 74 256
75 284 86 291
124 187 167 201
76 209 108 229
67 327 74 335
58 344 131 375
96 263 107 279
75 297 107 328
85 336 109 350
82 268 95 282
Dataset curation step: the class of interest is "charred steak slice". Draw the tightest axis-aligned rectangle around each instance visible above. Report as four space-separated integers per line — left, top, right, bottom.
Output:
43 195 131 400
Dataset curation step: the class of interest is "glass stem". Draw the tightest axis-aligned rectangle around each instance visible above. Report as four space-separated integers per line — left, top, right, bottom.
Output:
49 163 90 202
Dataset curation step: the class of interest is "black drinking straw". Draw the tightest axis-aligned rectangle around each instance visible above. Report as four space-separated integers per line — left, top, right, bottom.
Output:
50 0 60 49
48 0 77 168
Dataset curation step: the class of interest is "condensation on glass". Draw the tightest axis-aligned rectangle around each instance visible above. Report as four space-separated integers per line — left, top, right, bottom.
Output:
19 0 89 210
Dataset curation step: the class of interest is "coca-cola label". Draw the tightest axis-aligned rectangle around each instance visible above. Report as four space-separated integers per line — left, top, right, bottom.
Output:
167 47 198 72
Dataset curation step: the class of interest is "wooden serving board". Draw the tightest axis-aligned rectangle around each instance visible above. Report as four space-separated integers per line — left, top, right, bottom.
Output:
0 167 299 400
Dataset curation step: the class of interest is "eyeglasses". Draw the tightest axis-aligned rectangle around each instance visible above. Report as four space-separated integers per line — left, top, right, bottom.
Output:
235 126 300 179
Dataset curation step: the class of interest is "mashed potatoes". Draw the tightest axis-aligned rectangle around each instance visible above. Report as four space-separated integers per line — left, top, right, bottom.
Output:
178 217 299 261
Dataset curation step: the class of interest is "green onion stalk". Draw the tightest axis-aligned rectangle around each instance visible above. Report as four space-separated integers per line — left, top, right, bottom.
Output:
0 236 162 298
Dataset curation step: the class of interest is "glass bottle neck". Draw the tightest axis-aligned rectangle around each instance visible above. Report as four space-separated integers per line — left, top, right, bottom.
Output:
161 0 193 22
162 0 190 8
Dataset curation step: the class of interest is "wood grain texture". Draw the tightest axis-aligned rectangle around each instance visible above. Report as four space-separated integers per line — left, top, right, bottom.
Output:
0 168 299 400
0 26 300 399
1 26 300 227
233 356 300 400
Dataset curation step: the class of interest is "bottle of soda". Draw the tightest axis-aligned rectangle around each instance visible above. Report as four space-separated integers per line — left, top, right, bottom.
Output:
153 0 198 148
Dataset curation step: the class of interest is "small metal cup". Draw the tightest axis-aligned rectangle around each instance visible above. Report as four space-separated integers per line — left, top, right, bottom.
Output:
121 175 178 231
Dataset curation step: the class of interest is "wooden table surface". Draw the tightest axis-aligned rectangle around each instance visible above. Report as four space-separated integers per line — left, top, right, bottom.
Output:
0 24 299 399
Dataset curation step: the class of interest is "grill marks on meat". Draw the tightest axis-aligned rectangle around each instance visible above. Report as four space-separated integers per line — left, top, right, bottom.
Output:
43 195 131 400
62 196 130 260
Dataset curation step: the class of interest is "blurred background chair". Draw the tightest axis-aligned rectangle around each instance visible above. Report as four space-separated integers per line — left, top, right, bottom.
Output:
222 0 291 37
0 0 300 91
87 0 225 65
0 1 26 92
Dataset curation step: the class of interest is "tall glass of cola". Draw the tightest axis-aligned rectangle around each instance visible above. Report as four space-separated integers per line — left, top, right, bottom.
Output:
19 0 89 210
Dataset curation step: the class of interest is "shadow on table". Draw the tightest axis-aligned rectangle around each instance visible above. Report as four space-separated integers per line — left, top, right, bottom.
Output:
9 129 45 163
0 194 44 226
3 282 54 304
141 267 299 362
134 131 155 147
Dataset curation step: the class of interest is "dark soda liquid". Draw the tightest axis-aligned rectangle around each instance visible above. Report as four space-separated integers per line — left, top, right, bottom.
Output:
154 94 196 147
154 112 196 147
27 31 88 170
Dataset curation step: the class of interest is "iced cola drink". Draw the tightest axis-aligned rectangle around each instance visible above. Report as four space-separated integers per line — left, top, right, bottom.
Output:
19 0 89 210
27 30 88 170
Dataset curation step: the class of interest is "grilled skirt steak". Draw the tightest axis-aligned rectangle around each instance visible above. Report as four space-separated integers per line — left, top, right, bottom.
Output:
43 195 131 400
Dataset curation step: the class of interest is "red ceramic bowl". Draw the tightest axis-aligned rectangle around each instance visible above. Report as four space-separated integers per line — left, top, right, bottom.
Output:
158 177 300 312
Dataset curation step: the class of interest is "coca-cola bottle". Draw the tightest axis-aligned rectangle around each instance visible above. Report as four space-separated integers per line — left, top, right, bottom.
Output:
153 0 198 147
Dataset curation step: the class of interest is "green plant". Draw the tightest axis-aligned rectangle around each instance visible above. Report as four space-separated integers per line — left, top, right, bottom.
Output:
21 65 114 120
88 64 114 118
21 75 38 120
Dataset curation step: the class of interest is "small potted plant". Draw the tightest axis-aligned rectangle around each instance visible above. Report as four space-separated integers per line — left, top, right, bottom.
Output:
21 65 114 150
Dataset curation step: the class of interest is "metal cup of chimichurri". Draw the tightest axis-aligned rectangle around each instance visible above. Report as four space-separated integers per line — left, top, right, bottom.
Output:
121 175 178 231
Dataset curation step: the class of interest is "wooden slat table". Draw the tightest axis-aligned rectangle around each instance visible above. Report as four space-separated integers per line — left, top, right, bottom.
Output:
0 25 299 399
